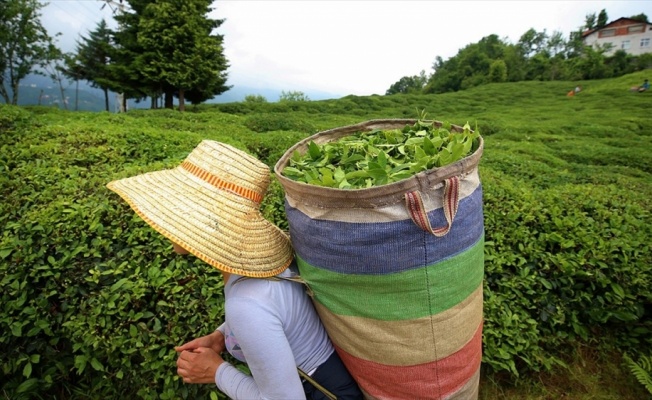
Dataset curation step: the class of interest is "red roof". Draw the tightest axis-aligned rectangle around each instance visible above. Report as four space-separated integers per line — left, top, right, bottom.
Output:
581 17 651 38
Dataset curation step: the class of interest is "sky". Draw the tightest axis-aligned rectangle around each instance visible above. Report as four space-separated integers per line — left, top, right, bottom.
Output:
40 0 651 98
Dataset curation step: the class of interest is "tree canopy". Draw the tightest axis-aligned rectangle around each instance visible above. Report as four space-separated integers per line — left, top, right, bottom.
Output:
64 0 231 111
0 0 60 105
136 0 229 111
66 20 114 111
388 10 652 96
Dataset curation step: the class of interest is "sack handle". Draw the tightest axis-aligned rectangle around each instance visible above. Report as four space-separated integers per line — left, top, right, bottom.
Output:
405 176 460 237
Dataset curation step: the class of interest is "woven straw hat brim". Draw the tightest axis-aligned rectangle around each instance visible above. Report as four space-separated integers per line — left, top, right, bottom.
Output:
107 165 293 278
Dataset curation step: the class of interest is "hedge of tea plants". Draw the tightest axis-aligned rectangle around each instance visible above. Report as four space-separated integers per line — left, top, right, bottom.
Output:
1 75 651 399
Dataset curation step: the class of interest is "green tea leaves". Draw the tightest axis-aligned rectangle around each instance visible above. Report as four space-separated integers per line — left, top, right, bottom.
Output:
282 120 480 188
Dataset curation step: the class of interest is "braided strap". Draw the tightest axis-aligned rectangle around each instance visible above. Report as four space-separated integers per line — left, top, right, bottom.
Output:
405 176 460 237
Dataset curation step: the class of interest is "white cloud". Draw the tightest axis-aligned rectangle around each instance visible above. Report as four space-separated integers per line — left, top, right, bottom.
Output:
40 0 652 97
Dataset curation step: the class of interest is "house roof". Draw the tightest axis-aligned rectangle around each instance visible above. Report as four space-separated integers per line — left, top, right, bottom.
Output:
581 17 651 38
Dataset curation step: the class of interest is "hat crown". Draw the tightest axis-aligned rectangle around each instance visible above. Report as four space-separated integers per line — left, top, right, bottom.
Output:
106 140 293 277
184 141 270 203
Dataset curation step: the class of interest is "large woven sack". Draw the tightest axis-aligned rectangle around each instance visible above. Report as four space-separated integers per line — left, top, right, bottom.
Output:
274 119 484 399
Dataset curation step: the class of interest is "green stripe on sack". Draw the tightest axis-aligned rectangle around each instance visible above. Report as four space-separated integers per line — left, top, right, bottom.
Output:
297 236 484 321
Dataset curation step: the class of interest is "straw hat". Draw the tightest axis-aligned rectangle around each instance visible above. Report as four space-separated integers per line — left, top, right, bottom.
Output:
106 140 293 277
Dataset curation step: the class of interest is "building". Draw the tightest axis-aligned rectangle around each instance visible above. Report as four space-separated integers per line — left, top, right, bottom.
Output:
582 18 652 56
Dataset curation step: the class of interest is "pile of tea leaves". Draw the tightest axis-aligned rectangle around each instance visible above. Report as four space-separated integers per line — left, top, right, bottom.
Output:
281 120 481 189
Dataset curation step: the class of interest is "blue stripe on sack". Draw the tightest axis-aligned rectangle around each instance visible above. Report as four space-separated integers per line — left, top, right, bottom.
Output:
286 185 483 275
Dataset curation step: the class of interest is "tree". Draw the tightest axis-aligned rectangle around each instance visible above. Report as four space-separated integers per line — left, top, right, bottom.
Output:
488 60 507 83
518 28 548 58
111 0 157 110
571 45 609 79
42 51 71 110
597 9 608 28
244 94 267 103
565 29 586 59
68 20 115 111
279 90 309 102
136 0 230 111
385 70 427 95
629 13 649 23
584 13 597 30
546 30 566 57
0 0 61 104
606 50 634 76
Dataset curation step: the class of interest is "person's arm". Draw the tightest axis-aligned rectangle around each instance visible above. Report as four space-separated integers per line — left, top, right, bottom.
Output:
216 296 305 400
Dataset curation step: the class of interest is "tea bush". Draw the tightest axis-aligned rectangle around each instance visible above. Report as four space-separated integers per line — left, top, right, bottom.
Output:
0 107 244 399
1 73 651 398
481 169 652 375
244 112 316 133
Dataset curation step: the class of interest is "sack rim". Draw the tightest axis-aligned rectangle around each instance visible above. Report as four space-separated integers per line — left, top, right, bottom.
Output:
273 119 484 209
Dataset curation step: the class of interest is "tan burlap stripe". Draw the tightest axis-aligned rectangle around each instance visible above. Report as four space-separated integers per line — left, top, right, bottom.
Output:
314 285 483 366
286 168 480 223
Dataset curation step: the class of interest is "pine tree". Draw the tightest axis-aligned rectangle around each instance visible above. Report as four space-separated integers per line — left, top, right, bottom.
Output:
111 0 155 109
69 20 115 111
597 9 608 28
136 0 230 111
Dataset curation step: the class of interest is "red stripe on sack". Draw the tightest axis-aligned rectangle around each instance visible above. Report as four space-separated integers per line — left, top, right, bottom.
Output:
449 177 459 218
181 161 263 203
406 191 429 232
335 322 483 400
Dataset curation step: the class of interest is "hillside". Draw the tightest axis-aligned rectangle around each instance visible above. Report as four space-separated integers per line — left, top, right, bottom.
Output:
1 72 651 400
11 74 345 112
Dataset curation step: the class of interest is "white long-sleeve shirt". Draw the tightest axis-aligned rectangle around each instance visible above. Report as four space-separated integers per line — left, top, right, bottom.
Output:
215 266 334 399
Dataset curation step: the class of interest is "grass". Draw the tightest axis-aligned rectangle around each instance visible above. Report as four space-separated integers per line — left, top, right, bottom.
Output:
480 344 651 400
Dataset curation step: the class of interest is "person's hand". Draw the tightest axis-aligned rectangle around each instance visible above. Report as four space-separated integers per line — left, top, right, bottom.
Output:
176 347 223 384
175 330 225 354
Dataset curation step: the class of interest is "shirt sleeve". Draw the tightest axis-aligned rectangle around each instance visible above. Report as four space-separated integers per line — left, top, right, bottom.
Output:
215 296 306 400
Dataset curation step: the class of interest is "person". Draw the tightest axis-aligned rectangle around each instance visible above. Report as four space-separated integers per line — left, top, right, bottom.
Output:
630 79 649 92
106 140 363 400
567 85 581 96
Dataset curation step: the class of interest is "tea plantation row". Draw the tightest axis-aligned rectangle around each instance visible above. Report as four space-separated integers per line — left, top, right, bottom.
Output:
1 74 651 398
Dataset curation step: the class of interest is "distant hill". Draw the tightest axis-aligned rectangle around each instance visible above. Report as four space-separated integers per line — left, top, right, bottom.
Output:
11 74 343 111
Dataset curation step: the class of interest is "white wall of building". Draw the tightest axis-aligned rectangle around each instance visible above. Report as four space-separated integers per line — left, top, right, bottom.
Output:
583 23 652 56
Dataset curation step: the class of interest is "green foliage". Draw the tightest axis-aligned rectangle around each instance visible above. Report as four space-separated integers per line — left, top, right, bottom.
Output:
420 20 650 95
1 72 652 398
488 60 507 83
244 94 267 103
282 120 480 188
279 90 310 102
0 0 61 105
385 70 428 95
136 0 229 110
66 19 114 112
629 13 649 23
244 112 316 133
0 103 32 131
623 353 652 394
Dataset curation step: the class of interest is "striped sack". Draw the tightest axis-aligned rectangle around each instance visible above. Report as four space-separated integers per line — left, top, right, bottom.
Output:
274 119 484 400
